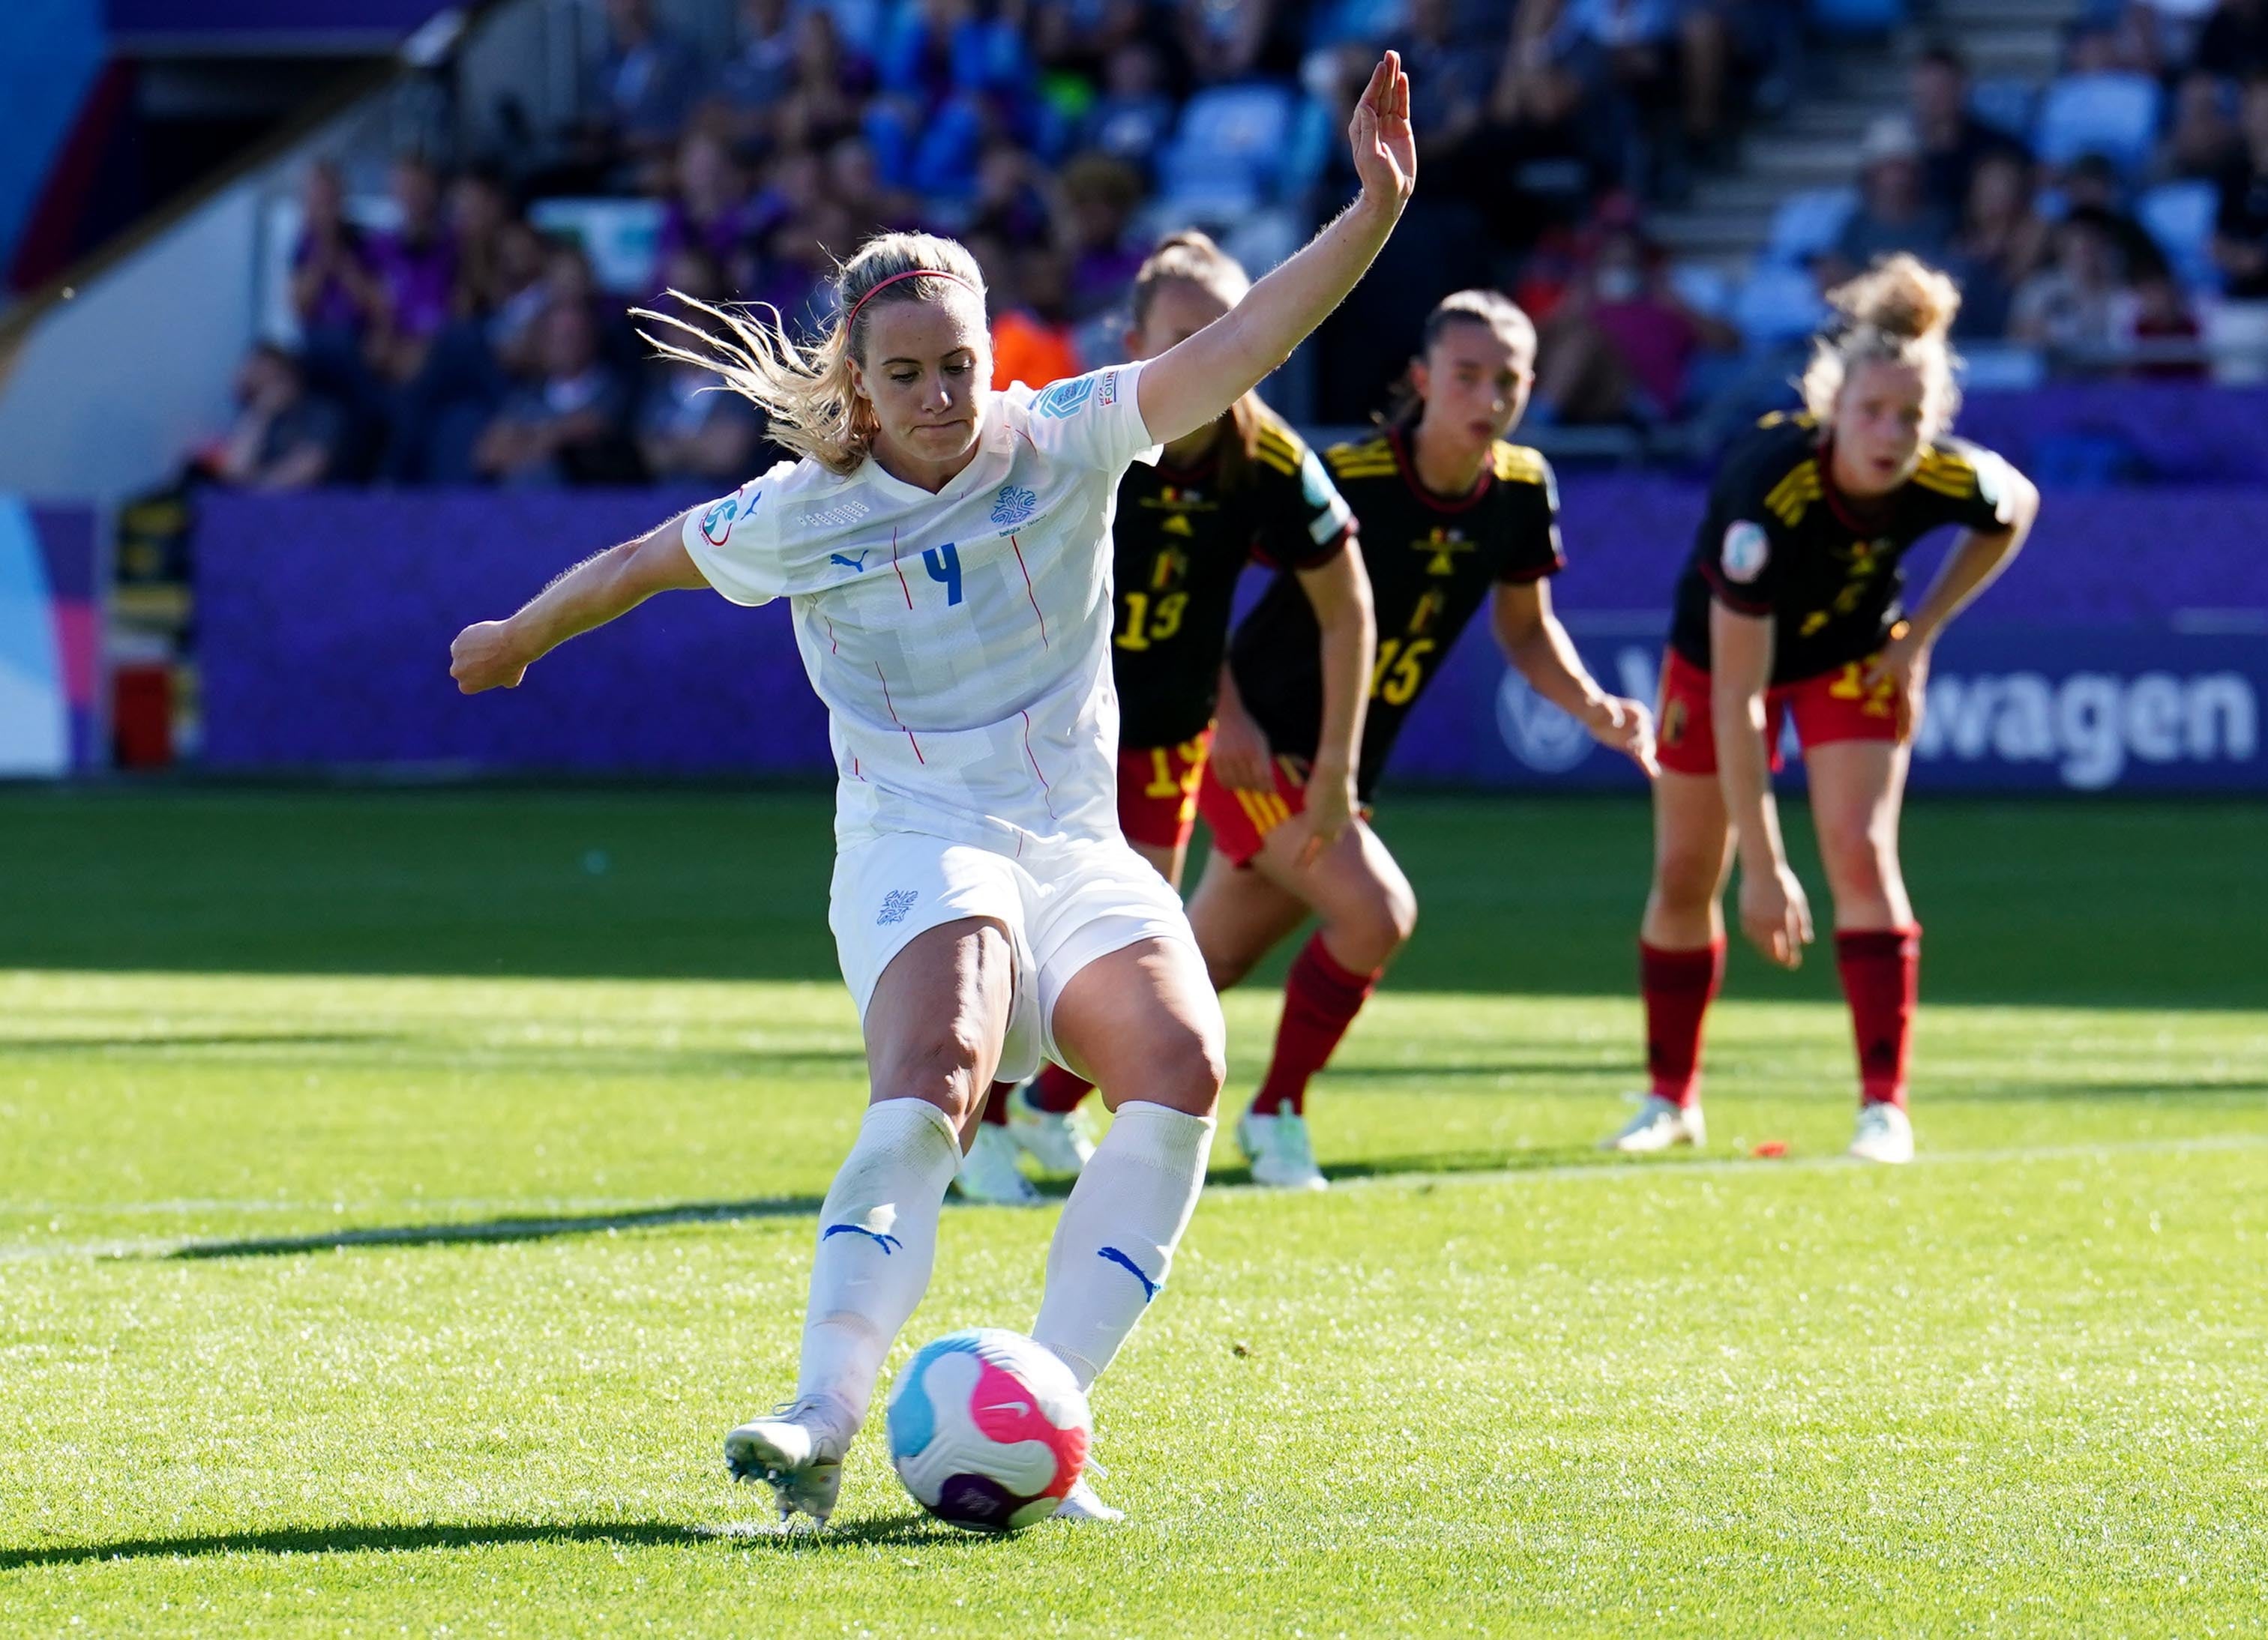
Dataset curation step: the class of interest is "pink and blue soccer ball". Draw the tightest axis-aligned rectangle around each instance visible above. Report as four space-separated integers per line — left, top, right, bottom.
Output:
885 1328 1091 1532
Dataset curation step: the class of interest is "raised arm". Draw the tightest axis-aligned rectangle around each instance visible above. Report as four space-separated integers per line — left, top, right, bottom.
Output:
449 512 709 693
1135 52 1416 447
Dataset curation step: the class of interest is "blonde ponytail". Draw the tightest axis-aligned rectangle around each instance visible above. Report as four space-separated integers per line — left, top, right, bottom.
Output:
1801 253 1964 436
633 231 988 477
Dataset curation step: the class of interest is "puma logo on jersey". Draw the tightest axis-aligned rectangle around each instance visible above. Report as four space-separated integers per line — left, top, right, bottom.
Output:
829 549 871 573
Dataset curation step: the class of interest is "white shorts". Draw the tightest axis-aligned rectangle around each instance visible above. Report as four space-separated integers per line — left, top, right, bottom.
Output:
828 830 1197 1085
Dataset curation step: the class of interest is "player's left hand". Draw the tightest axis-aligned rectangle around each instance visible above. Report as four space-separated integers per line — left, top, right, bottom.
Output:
1863 630 1931 741
1584 694 1660 779
1293 766 1359 869
1348 51 1416 213
451 620 532 693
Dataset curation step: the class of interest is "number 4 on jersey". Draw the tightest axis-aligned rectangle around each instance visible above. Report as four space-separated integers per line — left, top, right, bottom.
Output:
923 543 963 606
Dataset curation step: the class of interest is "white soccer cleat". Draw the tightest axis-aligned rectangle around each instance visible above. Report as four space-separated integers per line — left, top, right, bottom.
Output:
1054 1475 1125 1523
1236 1103 1327 1192
1005 1079 1097 1175
724 1396 854 1527
954 1123 1042 1205
1603 1094 1707 1153
1849 1101 1914 1165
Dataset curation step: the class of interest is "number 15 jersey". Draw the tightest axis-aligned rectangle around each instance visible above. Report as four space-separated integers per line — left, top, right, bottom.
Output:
1230 426 1564 801
682 363 1161 851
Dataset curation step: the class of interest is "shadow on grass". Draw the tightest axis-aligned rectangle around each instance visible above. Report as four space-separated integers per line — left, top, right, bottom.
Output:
0 1513 981 1570
159 1193 828 1261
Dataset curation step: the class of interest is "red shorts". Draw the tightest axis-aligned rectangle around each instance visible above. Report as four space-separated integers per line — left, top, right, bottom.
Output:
1194 753 1322 868
1116 729 1213 853
1656 648 1904 777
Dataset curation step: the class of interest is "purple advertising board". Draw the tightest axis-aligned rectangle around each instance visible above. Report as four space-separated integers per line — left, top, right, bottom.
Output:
194 484 2268 793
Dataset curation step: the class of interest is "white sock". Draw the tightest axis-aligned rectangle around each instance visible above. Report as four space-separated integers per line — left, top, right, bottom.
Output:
1032 1101 1214 1389
795 1097 960 1426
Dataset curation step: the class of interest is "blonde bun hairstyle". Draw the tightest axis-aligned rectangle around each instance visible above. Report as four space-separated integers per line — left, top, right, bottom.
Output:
1800 253 1964 438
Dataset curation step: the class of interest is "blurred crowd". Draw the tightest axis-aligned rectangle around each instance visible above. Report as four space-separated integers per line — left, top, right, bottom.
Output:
196 0 1815 489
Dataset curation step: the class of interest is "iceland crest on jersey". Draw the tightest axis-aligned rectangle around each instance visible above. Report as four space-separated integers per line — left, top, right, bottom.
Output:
1034 376 1095 419
877 888 921 926
990 484 1038 528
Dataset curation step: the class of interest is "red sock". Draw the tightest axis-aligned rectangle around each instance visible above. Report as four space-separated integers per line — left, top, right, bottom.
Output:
978 1080 1012 1126
1251 932 1379 1118
1640 938 1725 1108
1836 926 1921 1108
1029 1061 1094 1114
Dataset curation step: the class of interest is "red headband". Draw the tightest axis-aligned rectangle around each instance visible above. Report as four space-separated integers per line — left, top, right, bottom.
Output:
845 268 979 331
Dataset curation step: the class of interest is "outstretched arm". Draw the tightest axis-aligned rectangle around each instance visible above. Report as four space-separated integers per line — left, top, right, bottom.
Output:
1135 52 1416 447
449 513 709 693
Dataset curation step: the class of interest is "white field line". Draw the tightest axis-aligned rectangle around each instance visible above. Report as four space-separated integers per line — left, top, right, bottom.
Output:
2 1131 2264 1265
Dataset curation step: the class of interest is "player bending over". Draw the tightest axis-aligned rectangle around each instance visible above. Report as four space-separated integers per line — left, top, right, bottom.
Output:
1605 254 2038 1165
1190 289 1657 1190
960 231 1377 1205
448 53 1417 1525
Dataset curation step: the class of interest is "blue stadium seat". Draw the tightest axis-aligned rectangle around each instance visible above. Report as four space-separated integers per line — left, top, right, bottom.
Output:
2033 72 2162 178
1809 0 1907 34
1969 78 2036 143
1157 83 1307 217
1734 262 1829 343
2139 179 2222 292
1763 186 1856 268
1304 0 1407 49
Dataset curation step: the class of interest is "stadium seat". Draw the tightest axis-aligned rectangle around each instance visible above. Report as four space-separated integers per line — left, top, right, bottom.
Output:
1733 261 1829 343
1809 0 1907 34
2139 180 2222 292
2033 73 2162 178
1763 187 1857 268
1157 83 1305 217
1969 78 2036 144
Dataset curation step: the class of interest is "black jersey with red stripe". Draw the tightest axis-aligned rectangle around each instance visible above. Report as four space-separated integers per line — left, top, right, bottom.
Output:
1109 404 1353 748
1230 427 1564 801
1669 414 2019 685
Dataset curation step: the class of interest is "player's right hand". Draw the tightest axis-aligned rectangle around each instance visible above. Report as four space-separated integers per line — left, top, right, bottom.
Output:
1211 705 1275 792
1739 863 1813 970
450 620 531 693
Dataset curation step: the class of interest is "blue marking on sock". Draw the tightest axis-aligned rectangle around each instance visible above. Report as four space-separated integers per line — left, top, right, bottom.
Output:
1096 1245 1158 1303
823 1223 903 1255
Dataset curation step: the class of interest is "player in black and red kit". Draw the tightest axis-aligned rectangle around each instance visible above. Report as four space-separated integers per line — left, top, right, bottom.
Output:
1604 255 2039 1165
959 232 1376 1204
1190 289 1656 1189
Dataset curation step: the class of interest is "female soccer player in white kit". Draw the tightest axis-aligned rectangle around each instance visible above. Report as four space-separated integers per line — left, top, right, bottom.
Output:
449 53 1417 1527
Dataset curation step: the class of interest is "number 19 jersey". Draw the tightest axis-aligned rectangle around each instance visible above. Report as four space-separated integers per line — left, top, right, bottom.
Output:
1230 426 1564 801
682 364 1161 851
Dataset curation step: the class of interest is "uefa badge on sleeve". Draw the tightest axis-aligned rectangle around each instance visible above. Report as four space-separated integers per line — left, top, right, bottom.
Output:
1721 519 1769 584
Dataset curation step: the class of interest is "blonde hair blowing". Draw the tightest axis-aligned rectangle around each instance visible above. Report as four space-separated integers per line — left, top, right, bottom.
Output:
634 232 987 476
1801 253 1964 438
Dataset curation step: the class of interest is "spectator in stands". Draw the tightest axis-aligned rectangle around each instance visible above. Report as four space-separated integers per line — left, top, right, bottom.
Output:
990 244 1083 390
1910 42 2028 218
2156 68 2240 182
659 127 757 272
1826 116 1955 279
367 157 456 383
2198 0 2268 80
1541 0 1681 196
719 0 798 134
826 133 921 241
289 160 380 355
199 345 348 490
2010 206 2129 352
1401 0 1501 167
475 300 643 486
2216 75 2268 296
2125 253 2207 375
1533 219 1739 423
778 8 879 157
1084 38 1177 178
1059 154 1149 320
1459 23 1596 250
1943 150 2050 339
2062 152 2168 274
583 0 706 180
1179 0 1295 85
636 250 769 483
966 142 1055 249
447 166 519 322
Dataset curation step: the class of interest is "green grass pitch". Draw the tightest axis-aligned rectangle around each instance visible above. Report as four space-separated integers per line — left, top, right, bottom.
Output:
2 788 2263 1636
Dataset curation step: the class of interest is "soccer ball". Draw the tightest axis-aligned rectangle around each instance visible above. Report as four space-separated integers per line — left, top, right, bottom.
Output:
885 1327 1090 1532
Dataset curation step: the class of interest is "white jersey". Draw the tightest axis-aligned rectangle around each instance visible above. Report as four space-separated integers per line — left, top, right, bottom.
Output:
683 363 1161 851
